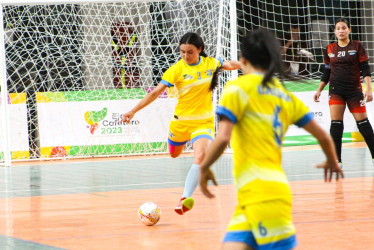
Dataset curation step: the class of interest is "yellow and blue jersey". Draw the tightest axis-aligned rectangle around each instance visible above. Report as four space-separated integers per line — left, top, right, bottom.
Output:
216 73 313 206
161 56 223 121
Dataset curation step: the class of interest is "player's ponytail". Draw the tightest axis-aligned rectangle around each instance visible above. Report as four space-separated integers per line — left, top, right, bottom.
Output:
240 29 286 87
210 67 221 91
179 32 208 57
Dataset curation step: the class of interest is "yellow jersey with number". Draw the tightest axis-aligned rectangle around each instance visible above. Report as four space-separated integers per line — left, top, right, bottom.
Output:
216 73 313 205
161 56 222 121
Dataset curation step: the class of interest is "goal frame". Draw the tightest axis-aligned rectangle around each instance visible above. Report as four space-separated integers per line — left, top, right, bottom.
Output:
0 0 238 166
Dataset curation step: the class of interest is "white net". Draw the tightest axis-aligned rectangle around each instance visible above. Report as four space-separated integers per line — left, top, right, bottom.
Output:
1 1 231 162
235 0 374 147
2 0 374 163
236 0 374 79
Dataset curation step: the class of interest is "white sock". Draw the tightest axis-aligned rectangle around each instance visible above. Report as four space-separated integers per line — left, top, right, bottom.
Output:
182 163 200 198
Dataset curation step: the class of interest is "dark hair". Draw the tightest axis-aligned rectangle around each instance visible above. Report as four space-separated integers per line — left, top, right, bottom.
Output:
335 18 350 28
179 32 220 91
210 67 221 91
179 32 208 57
240 29 286 87
290 17 299 29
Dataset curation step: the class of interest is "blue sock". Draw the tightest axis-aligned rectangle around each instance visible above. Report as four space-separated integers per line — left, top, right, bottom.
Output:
182 164 200 198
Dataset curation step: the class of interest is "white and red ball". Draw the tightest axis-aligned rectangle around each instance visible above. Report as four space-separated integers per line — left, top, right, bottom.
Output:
138 202 161 226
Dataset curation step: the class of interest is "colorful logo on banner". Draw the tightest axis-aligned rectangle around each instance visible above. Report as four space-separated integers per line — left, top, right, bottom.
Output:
84 107 108 134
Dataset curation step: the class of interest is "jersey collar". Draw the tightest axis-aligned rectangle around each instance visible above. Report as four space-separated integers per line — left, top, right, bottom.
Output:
187 56 202 66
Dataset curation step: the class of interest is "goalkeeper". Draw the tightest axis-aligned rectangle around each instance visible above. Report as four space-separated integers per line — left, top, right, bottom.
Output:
122 32 240 215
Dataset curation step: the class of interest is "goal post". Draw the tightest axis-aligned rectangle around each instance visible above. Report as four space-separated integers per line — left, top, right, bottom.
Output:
0 3 11 167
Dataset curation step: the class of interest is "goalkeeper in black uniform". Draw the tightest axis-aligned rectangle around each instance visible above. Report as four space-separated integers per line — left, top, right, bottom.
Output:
314 18 374 168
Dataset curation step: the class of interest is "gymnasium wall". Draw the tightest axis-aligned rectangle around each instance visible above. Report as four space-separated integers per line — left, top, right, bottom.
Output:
5 81 370 159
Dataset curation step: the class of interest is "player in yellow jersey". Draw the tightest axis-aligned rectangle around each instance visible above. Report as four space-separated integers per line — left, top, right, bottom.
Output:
122 32 240 215
199 29 344 250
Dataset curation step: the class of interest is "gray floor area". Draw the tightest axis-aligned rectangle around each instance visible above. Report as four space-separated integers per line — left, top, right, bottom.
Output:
283 147 374 181
0 147 373 199
0 235 66 250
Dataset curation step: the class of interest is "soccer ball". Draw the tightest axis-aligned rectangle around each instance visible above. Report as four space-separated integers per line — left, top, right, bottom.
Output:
138 202 161 226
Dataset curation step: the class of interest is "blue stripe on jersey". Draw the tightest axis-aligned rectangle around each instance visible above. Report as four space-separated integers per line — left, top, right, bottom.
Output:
217 58 224 68
160 79 173 87
258 235 298 250
216 106 238 124
295 112 314 127
223 231 297 250
223 231 256 248
168 138 188 146
191 134 214 144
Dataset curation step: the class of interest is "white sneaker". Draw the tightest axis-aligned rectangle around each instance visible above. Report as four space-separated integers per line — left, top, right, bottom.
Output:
298 49 315 61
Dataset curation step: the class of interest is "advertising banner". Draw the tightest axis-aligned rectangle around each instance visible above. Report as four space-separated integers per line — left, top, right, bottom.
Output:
37 96 177 157
0 93 29 159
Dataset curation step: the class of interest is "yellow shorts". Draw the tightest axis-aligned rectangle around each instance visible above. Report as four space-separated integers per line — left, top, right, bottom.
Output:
167 118 215 146
224 199 297 249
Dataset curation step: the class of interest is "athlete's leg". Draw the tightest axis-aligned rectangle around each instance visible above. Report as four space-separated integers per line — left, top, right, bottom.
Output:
355 117 374 159
329 106 345 163
347 93 374 160
168 143 185 158
192 137 212 164
329 94 346 164
168 120 189 158
181 138 212 199
175 125 214 215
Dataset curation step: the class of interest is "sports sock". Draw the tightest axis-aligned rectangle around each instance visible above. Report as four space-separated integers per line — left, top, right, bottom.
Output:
182 163 200 198
330 120 343 162
357 118 374 158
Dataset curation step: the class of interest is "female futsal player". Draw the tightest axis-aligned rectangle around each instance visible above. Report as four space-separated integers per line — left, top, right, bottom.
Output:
314 18 374 167
199 29 344 250
122 32 240 215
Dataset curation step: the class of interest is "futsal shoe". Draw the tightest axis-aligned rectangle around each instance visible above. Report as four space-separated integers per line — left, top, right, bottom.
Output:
174 197 194 215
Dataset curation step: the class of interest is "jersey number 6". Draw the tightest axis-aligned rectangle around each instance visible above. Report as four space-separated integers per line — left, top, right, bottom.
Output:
272 105 283 147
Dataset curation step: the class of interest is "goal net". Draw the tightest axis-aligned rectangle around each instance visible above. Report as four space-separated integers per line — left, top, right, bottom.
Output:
236 0 374 146
0 0 232 164
1 0 374 164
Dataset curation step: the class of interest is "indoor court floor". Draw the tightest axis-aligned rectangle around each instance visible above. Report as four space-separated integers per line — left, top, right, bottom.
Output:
0 142 373 250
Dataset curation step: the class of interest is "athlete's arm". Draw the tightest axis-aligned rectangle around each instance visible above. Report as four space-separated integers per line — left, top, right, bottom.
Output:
200 117 234 198
361 60 373 102
302 119 344 181
314 64 330 102
364 76 373 102
121 83 167 123
222 60 241 70
313 81 327 102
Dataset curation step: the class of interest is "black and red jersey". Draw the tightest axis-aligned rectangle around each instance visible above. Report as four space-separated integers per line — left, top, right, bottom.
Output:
324 40 369 93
